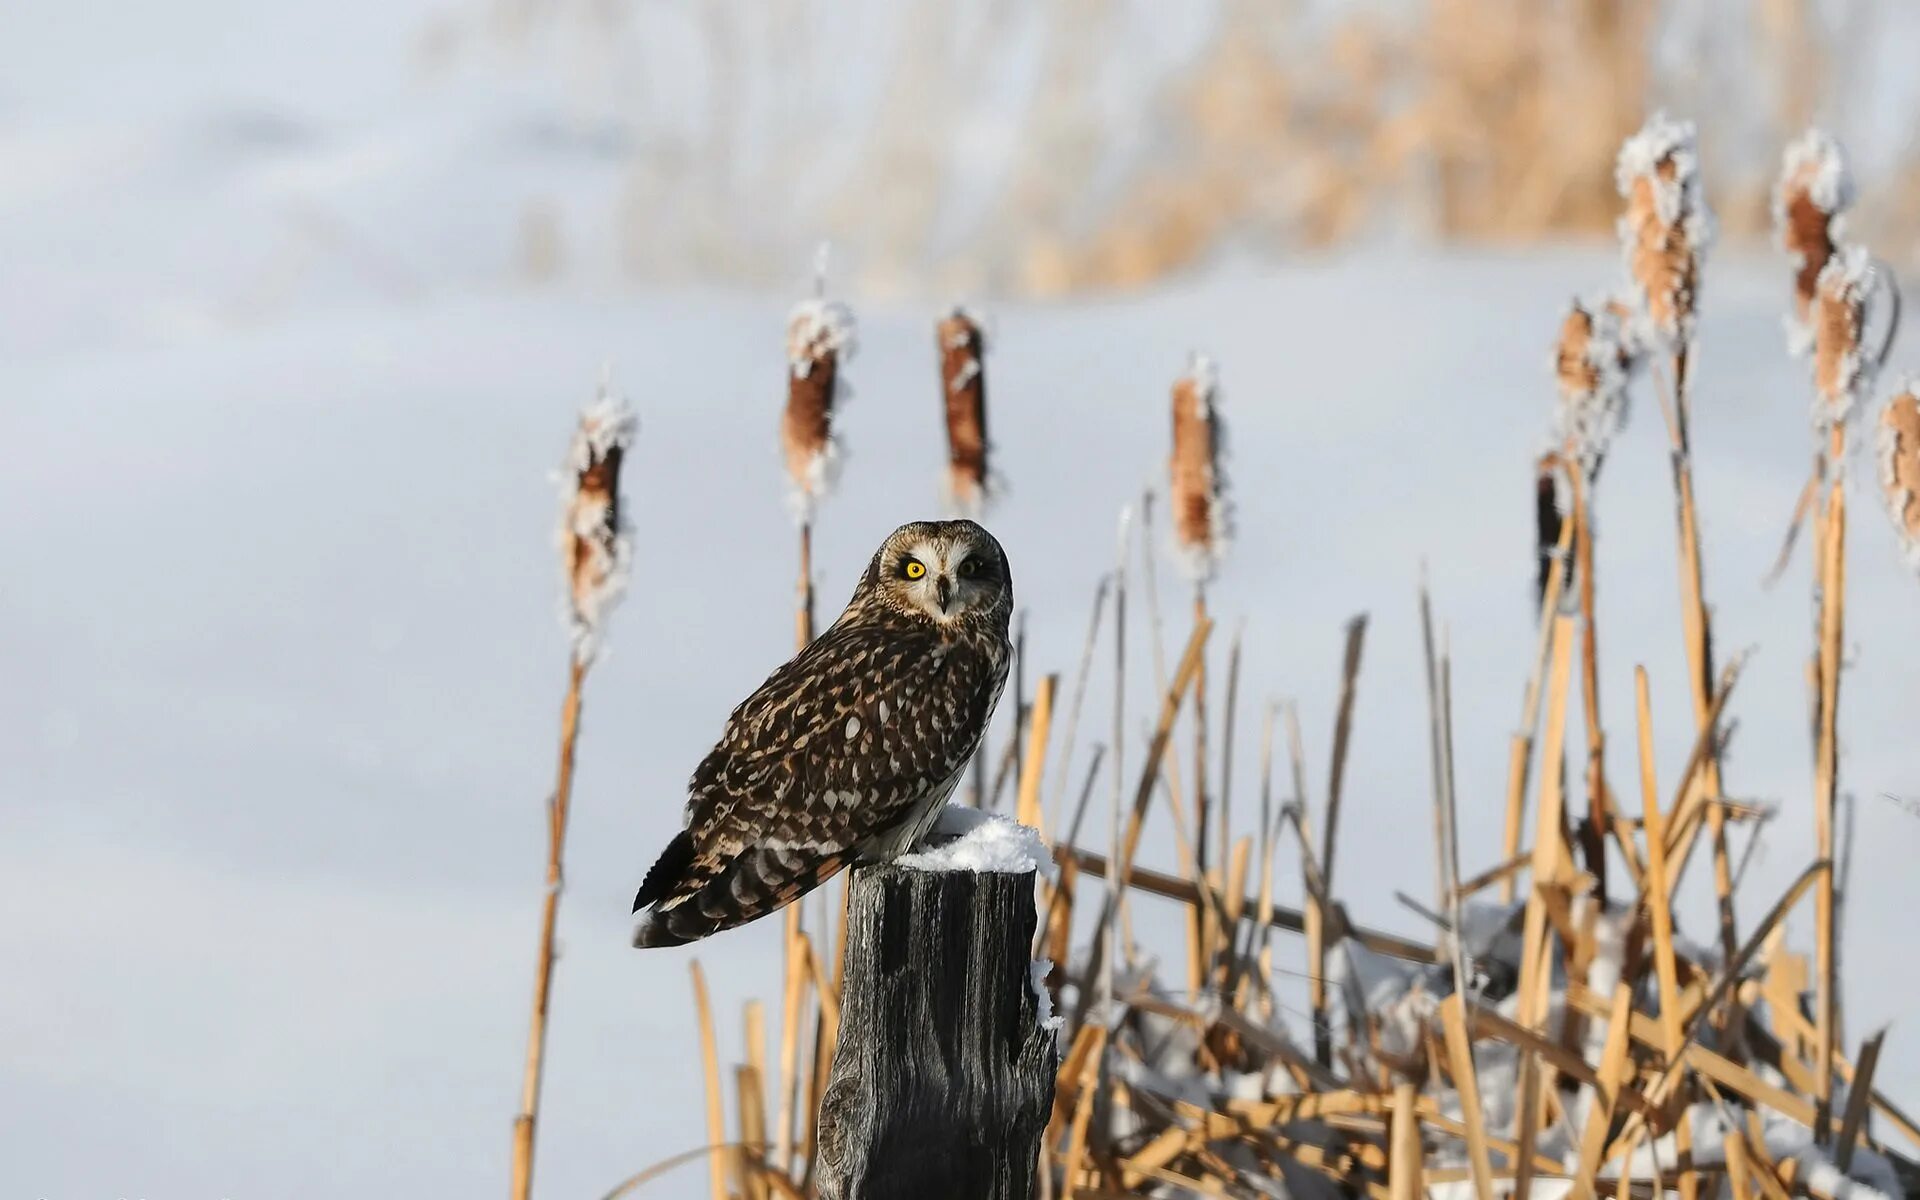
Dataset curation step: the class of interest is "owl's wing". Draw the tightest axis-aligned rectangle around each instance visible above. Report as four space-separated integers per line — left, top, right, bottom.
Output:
632 620 1005 947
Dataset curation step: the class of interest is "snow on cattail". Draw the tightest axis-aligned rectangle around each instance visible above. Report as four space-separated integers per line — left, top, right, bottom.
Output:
1880 381 1920 569
1774 129 1856 355
781 295 858 520
1168 353 1231 581
1553 296 1636 473
1810 245 1882 430
1615 114 1715 346
558 388 637 665
937 307 991 513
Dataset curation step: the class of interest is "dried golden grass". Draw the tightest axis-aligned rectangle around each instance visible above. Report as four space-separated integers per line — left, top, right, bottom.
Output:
936 308 990 511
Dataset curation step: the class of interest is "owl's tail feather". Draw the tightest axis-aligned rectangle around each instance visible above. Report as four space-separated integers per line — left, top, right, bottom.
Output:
631 837 847 948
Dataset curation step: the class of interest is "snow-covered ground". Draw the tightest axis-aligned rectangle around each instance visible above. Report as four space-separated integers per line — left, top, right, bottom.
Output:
5 6 1919 1198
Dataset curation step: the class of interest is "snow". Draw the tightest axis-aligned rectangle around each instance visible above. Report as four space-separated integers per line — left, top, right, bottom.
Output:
786 297 859 379
1030 959 1063 1035
1777 128 1857 225
893 805 1050 876
1615 113 1711 234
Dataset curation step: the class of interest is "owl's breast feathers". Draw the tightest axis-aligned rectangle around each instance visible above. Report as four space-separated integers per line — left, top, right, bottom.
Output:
632 613 1010 947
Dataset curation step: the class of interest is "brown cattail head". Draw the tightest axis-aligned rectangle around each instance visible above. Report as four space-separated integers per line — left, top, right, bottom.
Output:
1616 114 1714 347
1774 130 1855 355
559 388 637 665
1879 381 1920 569
1810 245 1880 430
781 297 857 520
1553 296 1636 474
937 307 991 513
1169 353 1230 582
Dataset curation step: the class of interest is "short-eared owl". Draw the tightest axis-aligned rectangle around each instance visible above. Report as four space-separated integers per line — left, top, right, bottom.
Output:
632 519 1013 947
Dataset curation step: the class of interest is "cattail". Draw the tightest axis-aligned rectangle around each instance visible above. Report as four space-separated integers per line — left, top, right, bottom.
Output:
559 388 637 665
1553 296 1636 474
1169 353 1230 581
937 307 991 513
781 295 858 520
1615 113 1715 347
1810 245 1881 431
1880 381 1920 568
1774 130 1856 355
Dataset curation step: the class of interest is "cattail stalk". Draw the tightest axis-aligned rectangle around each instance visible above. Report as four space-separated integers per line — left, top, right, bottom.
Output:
783 277 857 649
1617 114 1735 971
937 307 991 513
1552 297 1635 902
1804 244 1885 1141
513 392 636 1200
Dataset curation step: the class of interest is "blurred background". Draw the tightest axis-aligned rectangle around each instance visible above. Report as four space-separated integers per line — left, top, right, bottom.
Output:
12 0 1920 346
6 2 1920 1198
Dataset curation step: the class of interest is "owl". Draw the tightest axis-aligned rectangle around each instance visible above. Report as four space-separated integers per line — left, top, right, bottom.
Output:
632 519 1014 948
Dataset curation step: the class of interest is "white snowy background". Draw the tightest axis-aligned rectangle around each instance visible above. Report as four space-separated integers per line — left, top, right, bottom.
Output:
4 2 1918 1197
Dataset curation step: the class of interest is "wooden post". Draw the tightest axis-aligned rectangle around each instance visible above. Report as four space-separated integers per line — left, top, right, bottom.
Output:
816 860 1058 1200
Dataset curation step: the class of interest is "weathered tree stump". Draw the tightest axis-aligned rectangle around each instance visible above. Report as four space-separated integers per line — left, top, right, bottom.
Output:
816 854 1057 1200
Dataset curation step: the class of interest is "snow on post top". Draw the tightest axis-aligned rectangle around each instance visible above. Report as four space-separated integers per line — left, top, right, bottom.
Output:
894 805 1050 876
557 387 638 666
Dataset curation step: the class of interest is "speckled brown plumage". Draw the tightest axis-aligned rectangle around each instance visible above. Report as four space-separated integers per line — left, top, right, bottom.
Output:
633 520 1013 947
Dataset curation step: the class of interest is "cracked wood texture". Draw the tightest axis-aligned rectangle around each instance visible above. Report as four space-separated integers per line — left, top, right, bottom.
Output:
816 863 1056 1200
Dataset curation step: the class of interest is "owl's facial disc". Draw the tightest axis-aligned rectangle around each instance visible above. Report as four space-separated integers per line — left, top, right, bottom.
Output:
892 534 1001 625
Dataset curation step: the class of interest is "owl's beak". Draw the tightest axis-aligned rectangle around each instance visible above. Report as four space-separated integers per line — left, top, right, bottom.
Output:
935 576 953 612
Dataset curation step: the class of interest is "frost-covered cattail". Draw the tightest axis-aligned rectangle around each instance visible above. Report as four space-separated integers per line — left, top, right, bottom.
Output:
1774 130 1855 355
937 307 991 513
1615 114 1715 347
1169 353 1230 581
1810 246 1884 430
781 294 858 520
559 388 637 665
1880 381 1920 568
1553 296 1636 474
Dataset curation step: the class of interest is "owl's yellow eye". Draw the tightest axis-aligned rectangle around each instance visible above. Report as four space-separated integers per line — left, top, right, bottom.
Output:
903 559 926 579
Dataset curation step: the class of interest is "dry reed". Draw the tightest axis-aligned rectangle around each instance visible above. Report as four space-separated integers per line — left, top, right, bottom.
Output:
936 307 991 512
512 389 636 1200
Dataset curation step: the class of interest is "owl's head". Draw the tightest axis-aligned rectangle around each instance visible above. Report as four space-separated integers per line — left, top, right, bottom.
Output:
857 519 1012 632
